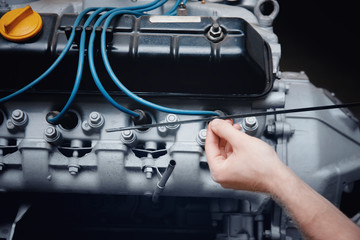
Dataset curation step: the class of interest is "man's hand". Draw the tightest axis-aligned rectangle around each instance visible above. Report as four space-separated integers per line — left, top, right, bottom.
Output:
205 118 287 193
205 119 360 240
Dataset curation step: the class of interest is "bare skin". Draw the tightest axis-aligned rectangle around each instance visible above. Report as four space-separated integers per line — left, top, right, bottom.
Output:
205 119 360 240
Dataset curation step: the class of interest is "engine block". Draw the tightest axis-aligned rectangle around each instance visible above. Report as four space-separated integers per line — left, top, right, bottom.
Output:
0 1 359 240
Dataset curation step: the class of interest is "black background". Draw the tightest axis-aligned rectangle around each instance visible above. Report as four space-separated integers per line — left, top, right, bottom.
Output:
275 0 360 118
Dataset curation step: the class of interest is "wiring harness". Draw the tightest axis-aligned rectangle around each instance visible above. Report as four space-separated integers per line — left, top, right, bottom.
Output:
0 0 219 124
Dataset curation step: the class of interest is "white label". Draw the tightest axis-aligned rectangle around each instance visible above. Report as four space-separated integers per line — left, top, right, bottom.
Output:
149 16 201 23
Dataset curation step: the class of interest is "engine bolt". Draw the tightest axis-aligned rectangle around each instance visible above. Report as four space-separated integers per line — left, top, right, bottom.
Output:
207 22 224 42
44 126 61 144
122 130 133 140
165 114 179 130
196 129 207 146
11 109 28 127
144 166 153 179
242 117 259 135
121 130 137 146
68 165 79 175
88 111 104 128
244 117 257 128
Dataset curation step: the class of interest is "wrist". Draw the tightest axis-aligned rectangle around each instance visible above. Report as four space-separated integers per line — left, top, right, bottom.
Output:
264 163 296 196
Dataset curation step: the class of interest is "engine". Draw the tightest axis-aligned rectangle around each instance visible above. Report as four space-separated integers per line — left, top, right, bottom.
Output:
0 1 359 239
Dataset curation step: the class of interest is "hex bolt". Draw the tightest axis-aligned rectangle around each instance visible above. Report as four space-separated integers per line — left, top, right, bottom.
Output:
81 120 92 132
196 129 207 146
11 109 28 127
121 130 137 145
88 111 104 129
157 121 167 136
44 126 61 144
144 166 153 179
165 114 179 130
68 165 79 175
245 117 257 128
207 23 224 42
242 117 259 135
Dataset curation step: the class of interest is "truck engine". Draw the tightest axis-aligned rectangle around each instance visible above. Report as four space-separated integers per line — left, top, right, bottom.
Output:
0 0 359 239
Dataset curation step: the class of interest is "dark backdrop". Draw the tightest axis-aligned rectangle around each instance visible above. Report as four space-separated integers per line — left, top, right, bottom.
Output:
274 0 360 118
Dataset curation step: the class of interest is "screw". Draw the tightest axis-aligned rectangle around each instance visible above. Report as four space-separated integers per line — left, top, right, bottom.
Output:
157 123 167 136
88 111 104 128
165 114 179 130
68 165 79 175
197 129 207 146
244 117 257 128
90 112 100 124
209 23 222 38
144 167 153 179
11 109 28 126
81 120 92 132
44 126 61 144
121 130 136 145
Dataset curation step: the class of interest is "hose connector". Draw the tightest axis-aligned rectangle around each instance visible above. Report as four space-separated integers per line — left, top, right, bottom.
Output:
152 160 176 203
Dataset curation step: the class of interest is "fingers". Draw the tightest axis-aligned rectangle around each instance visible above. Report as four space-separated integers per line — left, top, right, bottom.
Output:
205 123 225 170
208 119 242 147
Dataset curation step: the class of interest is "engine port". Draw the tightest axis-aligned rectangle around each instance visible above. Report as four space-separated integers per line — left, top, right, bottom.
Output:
131 109 152 131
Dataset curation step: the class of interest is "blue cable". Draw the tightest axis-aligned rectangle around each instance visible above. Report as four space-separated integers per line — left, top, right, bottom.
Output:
0 7 98 104
48 8 108 123
100 11 220 116
52 0 167 120
87 0 168 118
165 0 181 15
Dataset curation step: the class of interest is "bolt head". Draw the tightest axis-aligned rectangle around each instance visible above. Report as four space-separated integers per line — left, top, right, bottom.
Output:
244 117 257 128
166 114 177 123
12 109 23 120
81 120 92 132
197 129 207 146
68 166 79 175
144 167 153 179
199 129 207 139
45 126 56 138
165 114 179 130
88 112 104 128
121 130 136 145
122 130 134 140
90 112 99 121
209 24 222 38
11 109 27 126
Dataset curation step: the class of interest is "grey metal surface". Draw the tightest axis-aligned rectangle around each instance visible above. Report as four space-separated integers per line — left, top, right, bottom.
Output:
0 1 359 239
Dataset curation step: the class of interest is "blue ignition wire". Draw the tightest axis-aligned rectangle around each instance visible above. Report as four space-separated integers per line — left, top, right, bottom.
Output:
165 0 181 15
100 11 220 116
0 7 98 104
87 0 168 118
48 7 109 123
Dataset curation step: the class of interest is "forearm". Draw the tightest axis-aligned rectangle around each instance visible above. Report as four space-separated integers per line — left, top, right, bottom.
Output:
269 166 360 240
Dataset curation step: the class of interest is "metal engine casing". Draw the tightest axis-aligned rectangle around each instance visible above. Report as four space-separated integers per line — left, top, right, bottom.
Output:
0 1 359 240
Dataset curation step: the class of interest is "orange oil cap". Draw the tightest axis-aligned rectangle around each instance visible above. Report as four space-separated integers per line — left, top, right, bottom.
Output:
0 5 43 42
